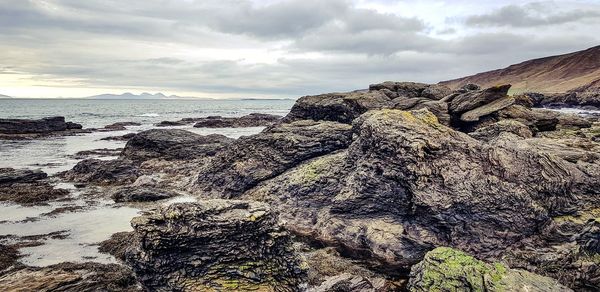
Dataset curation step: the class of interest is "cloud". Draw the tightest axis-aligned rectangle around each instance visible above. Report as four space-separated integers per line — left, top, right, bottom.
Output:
1 0 599 98
466 3 600 27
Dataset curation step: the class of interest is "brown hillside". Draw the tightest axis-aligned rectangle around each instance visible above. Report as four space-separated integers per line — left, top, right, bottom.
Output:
440 45 600 94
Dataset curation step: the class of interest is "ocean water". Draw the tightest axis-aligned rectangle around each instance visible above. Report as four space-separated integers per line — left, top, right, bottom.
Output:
0 98 294 267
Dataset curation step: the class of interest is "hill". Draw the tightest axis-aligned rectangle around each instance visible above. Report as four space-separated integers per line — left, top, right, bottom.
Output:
86 92 184 99
0 94 12 99
440 45 600 94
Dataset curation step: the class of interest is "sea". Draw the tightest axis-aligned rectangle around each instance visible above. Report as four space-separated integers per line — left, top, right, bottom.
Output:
0 98 294 267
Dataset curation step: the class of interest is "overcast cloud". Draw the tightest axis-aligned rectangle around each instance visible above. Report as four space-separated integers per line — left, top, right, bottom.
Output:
0 0 599 98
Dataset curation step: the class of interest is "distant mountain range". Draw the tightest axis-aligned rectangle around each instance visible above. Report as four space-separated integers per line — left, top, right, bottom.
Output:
85 92 187 99
440 45 600 94
0 94 12 99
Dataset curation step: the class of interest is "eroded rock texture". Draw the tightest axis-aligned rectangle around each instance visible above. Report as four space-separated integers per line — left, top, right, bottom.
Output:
125 200 306 291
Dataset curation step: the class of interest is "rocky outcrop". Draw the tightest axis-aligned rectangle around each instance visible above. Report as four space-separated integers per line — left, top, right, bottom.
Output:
60 159 139 185
193 113 282 128
0 168 68 205
155 120 187 127
111 186 179 202
242 109 599 277
194 120 353 198
100 133 136 141
121 129 233 161
369 82 451 100
284 91 392 123
125 200 306 291
0 117 83 138
408 247 572 291
0 262 139 291
540 91 600 109
101 122 141 131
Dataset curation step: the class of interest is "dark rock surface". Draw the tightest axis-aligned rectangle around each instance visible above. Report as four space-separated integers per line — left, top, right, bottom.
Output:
0 168 47 184
193 113 282 128
121 129 233 161
408 247 571 291
0 262 140 291
100 133 136 141
0 116 82 134
155 120 187 127
125 200 306 291
60 159 139 185
194 119 353 198
111 186 179 202
101 122 142 131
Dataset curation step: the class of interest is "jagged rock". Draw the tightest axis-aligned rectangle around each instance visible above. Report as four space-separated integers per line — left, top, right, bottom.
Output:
0 168 47 184
456 83 481 93
193 113 282 128
557 113 593 129
60 159 139 185
448 84 511 115
460 96 515 122
243 109 599 276
111 186 179 202
125 200 306 291
72 148 122 159
497 105 560 132
0 116 82 134
284 91 392 123
540 91 600 108
468 120 533 141
408 247 572 291
392 99 450 125
121 129 233 161
0 262 139 291
98 232 133 261
421 84 452 100
194 119 352 198
369 82 429 98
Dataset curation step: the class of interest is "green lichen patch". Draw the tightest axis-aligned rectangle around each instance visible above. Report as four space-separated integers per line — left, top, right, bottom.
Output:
553 208 600 225
287 152 344 185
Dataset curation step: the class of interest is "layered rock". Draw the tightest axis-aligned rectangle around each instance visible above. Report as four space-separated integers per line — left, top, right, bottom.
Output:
125 200 306 291
193 113 282 128
194 120 353 198
111 186 179 202
0 168 47 184
0 168 68 205
121 129 233 161
60 159 139 185
408 247 572 291
242 109 599 277
0 116 82 134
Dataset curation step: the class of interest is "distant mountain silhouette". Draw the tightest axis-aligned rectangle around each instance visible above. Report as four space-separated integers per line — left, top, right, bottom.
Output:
85 92 185 99
440 45 600 94
0 94 12 99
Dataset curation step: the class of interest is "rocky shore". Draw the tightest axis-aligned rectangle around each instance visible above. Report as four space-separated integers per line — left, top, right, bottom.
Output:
0 116 86 139
2 82 600 291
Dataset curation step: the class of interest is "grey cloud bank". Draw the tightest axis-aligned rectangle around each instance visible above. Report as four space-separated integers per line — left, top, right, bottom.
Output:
0 0 599 98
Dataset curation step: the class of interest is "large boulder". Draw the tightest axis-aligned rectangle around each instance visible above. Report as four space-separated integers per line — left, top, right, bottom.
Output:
125 200 306 291
408 247 572 291
284 91 392 123
0 116 81 134
111 186 179 202
448 84 511 115
194 120 353 198
60 159 139 185
243 109 598 275
121 129 233 161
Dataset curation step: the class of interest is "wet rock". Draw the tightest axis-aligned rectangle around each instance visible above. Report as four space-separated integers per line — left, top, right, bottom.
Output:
408 247 572 291
100 133 136 141
125 200 306 291
121 129 233 161
0 168 47 184
98 232 133 261
193 113 282 128
284 91 392 123
155 120 187 127
0 116 82 134
194 119 352 198
0 182 69 205
60 159 139 185
102 122 142 131
111 186 179 202
72 148 122 159
0 262 140 291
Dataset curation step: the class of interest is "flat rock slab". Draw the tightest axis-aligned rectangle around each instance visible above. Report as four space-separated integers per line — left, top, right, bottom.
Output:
460 96 515 122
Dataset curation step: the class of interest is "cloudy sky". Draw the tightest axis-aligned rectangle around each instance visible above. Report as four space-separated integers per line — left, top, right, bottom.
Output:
1 0 599 98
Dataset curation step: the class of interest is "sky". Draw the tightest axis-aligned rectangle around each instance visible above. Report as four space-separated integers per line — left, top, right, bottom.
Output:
0 0 599 98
